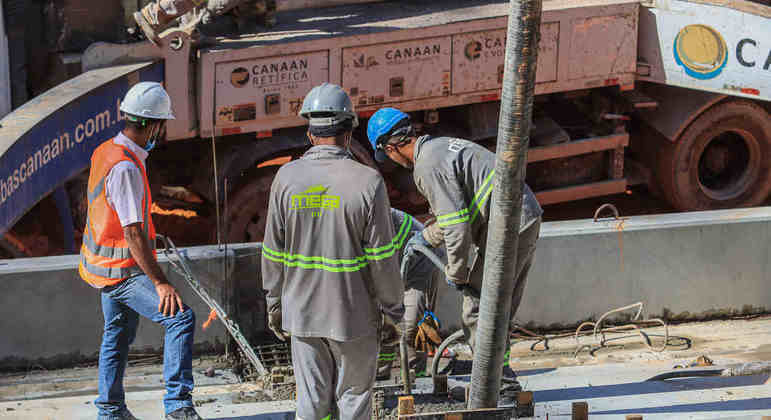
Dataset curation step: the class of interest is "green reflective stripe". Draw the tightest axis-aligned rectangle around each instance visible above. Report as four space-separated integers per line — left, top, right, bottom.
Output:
82 228 132 259
436 208 469 221
365 214 412 255
80 254 141 279
379 352 395 357
438 214 470 227
470 183 494 223
263 251 368 273
263 245 367 266
435 169 495 227
261 215 411 273
471 170 495 208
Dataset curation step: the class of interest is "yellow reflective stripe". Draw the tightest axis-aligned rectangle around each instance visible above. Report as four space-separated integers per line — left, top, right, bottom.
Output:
435 169 495 227
436 208 468 221
471 169 495 208
263 251 368 273
365 214 413 254
437 214 470 227
263 244 367 265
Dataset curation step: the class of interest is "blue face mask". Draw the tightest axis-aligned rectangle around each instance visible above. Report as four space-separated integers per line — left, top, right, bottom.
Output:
143 122 163 152
143 138 156 152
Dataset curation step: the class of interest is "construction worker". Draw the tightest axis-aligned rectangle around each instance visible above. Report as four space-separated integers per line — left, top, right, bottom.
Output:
133 0 276 46
377 208 444 380
261 83 404 420
79 82 202 420
367 107 543 389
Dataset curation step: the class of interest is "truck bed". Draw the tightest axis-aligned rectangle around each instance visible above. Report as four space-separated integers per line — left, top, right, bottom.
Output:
198 0 641 137
207 0 638 47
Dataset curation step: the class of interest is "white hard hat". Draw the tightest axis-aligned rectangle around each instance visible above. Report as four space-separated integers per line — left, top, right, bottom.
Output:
120 82 175 120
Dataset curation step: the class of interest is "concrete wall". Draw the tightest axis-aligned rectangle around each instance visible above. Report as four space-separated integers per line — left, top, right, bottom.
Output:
0 0 11 118
2 207 770 366
0 244 263 369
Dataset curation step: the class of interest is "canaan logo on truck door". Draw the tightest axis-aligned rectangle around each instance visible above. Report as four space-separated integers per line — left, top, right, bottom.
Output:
230 67 250 88
674 24 728 80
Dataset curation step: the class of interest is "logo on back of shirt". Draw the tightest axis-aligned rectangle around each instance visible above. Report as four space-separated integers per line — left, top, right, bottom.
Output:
290 185 340 217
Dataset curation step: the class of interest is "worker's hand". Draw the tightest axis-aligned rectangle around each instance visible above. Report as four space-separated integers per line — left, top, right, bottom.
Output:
268 303 289 341
381 314 403 347
422 222 444 248
445 265 470 291
156 282 184 317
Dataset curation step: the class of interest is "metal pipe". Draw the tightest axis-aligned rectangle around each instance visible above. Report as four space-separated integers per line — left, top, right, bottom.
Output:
468 0 542 409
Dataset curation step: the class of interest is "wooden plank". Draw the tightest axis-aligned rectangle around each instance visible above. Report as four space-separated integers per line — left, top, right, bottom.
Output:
535 179 627 205
528 134 629 163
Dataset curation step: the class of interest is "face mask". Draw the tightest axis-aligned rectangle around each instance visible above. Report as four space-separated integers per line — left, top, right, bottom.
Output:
143 122 162 152
143 138 156 152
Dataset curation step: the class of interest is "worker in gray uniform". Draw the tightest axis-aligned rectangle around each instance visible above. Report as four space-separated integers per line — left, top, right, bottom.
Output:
377 208 444 380
262 83 404 420
367 107 543 390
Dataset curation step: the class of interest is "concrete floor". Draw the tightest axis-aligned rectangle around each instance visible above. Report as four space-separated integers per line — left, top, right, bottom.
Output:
4 318 771 419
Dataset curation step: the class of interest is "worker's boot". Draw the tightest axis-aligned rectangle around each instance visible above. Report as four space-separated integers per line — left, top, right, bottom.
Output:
166 406 203 420
133 2 169 46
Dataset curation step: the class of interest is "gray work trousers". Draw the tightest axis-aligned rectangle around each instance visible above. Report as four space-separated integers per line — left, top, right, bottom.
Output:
461 218 541 351
292 333 378 420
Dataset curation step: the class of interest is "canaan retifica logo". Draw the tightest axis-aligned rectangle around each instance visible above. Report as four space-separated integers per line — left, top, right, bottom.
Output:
674 24 728 80
230 67 250 88
465 41 482 61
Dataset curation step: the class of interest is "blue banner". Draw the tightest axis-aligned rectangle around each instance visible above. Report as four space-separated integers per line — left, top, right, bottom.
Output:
0 62 164 236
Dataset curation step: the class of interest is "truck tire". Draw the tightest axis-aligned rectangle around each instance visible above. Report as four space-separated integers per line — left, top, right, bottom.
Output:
657 101 771 210
225 139 377 243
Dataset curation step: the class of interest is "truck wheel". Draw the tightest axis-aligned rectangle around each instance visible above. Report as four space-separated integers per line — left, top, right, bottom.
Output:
657 101 771 210
225 140 377 243
226 165 279 244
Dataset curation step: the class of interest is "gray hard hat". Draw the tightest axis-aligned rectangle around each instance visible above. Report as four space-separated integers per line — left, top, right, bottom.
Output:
299 83 359 128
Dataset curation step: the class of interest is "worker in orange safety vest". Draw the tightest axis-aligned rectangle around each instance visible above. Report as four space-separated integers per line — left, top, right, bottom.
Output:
79 82 203 420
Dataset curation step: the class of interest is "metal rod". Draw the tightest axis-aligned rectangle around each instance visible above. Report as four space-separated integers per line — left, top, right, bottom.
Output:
211 134 222 248
400 334 411 395
468 0 542 409
158 235 267 376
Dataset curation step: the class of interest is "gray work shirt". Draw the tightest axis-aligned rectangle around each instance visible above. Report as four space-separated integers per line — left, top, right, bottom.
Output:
262 145 405 341
412 136 543 282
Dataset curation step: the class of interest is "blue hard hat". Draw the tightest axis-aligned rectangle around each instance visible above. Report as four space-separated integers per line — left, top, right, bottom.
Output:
367 107 410 162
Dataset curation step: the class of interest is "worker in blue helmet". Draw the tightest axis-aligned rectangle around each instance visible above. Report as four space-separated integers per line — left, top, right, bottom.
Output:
367 107 543 399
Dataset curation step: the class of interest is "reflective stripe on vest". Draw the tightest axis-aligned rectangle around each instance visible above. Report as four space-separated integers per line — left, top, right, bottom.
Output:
78 139 156 287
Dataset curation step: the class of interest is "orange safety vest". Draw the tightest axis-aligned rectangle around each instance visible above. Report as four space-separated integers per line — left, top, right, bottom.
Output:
78 138 156 287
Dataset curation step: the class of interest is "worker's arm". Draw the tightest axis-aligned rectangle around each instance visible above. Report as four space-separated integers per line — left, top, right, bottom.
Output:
124 224 183 317
414 166 472 286
365 179 405 322
108 161 183 317
261 175 285 313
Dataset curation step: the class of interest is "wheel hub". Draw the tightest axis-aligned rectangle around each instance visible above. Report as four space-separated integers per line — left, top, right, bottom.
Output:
697 131 753 201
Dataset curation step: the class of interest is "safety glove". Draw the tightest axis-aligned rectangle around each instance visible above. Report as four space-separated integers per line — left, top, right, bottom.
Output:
268 303 289 341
